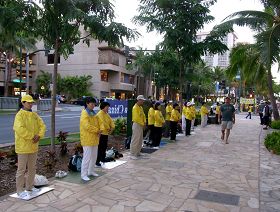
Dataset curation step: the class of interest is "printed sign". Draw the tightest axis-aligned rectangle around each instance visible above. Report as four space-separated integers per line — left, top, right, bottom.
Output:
240 97 255 104
105 99 128 118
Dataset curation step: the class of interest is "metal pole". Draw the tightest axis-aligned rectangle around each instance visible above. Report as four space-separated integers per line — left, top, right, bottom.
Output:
26 51 30 94
4 54 8 96
19 47 22 97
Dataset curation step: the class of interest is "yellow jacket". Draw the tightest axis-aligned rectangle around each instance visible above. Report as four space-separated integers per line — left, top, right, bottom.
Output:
148 107 155 125
190 106 196 119
13 109 46 154
183 107 193 120
165 105 173 121
200 105 209 116
80 109 100 146
248 106 253 113
154 110 165 127
170 109 180 122
216 105 221 114
97 110 115 135
132 103 146 126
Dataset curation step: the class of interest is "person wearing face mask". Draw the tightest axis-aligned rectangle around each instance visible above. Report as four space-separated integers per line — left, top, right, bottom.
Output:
13 95 46 198
80 97 101 181
95 101 115 167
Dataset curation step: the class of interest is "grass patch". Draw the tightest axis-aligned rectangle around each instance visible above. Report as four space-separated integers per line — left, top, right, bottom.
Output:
39 133 80 146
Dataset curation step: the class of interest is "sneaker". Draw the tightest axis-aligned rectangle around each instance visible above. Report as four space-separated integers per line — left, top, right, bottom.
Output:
130 156 139 160
82 176 90 181
95 163 102 168
17 191 30 199
152 146 159 149
28 187 40 193
88 172 99 177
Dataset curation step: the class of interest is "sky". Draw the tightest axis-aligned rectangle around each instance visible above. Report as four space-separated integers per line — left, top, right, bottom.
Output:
113 0 279 83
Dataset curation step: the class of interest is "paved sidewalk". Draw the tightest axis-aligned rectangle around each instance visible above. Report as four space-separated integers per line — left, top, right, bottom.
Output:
0 114 278 212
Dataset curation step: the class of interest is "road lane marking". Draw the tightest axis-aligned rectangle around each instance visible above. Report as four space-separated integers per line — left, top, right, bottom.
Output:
60 116 81 119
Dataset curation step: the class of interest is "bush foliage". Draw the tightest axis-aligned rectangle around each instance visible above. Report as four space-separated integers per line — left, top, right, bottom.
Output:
112 118 126 135
271 120 280 130
264 131 280 155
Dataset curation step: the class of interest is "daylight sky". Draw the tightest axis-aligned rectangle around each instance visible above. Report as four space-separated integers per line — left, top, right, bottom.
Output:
113 0 279 82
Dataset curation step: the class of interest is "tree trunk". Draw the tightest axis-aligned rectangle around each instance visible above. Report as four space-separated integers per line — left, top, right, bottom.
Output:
267 68 279 120
51 39 60 151
179 61 183 110
4 52 11 97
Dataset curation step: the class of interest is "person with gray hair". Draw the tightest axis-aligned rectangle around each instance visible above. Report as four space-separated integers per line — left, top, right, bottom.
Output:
130 95 146 159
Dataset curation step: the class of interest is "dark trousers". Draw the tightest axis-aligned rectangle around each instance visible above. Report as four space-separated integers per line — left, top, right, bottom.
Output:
96 134 108 164
148 125 155 143
259 113 263 125
153 127 162 147
170 121 177 140
163 120 170 137
246 112 251 119
185 119 191 136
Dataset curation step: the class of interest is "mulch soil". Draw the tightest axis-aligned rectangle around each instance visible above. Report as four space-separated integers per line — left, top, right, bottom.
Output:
0 135 126 197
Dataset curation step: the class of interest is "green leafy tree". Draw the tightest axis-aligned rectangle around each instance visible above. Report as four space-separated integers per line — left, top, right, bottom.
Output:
134 0 228 106
36 70 52 96
0 0 38 96
34 0 139 150
211 1 280 119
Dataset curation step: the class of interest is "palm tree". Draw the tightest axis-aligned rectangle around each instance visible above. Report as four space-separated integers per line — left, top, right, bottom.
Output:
212 1 280 120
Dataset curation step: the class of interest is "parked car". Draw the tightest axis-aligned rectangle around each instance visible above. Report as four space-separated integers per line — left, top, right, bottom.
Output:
70 96 98 106
57 95 67 104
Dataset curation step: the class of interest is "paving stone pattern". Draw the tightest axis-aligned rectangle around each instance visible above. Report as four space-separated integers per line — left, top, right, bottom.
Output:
0 114 278 211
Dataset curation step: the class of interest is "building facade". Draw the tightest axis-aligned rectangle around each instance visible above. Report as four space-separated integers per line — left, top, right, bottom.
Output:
197 31 237 68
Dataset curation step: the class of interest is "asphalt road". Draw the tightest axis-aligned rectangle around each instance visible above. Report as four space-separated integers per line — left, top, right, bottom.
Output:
0 110 82 145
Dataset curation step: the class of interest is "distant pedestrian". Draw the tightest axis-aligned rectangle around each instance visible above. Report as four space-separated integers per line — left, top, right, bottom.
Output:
184 102 192 136
96 101 115 167
190 102 196 130
14 95 46 198
170 103 181 141
181 102 187 133
80 97 100 181
200 102 209 127
152 102 165 149
245 104 253 119
263 101 271 130
257 100 265 125
130 95 146 159
219 97 235 144
164 101 173 137
147 101 155 145
215 102 221 124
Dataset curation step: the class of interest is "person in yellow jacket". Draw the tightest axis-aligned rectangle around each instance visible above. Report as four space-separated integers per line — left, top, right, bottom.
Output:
184 102 193 136
147 101 155 146
152 102 165 149
170 103 181 141
200 102 209 127
164 100 173 137
215 102 221 124
13 95 46 198
181 102 187 133
95 101 115 167
80 97 100 181
190 102 196 131
245 104 253 119
130 95 146 159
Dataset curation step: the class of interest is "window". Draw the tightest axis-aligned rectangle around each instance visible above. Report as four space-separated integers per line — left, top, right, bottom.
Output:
100 70 108 82
121 73 134 84
47 54 60 64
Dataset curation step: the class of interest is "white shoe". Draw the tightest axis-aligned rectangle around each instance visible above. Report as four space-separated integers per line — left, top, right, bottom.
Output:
17 191 30 199
28 187 40 193
82 176 90 181
152 146 160 149
88 172 99 177
130 156 139 160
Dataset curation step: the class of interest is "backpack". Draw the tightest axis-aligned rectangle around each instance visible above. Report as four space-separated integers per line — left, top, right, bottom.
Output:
68 154 82 172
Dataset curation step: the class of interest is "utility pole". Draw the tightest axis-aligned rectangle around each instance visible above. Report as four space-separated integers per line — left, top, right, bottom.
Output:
26 51 30 94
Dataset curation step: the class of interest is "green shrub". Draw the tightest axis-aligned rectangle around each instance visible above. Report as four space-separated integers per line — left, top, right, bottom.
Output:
264 131 280 154
112 118 127 135
271 120 280 129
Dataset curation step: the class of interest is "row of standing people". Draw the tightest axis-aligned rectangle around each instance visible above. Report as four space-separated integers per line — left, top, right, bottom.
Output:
13 95 116 199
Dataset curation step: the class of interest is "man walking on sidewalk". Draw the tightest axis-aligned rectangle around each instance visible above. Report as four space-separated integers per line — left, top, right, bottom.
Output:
219 97 235 144
130 95 146 159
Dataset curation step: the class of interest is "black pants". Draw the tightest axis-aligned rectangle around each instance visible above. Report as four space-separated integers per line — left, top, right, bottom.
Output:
96 134 108 164
245 112 251 119
153 127 162 147
170 121 177 140
163 120 170 137
148 125 155 144
185 119 191 136
259 113 263 125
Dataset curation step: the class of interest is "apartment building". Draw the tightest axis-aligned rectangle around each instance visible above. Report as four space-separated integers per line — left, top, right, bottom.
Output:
197 31 237 68
36 38 150 99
